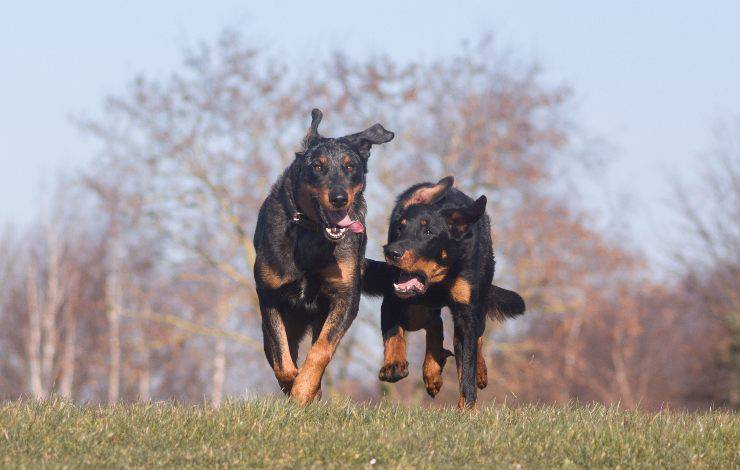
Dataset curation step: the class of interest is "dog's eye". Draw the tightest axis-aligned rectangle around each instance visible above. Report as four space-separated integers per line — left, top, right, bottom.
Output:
424 228 432 236
312 162 324 172
344 164 354 173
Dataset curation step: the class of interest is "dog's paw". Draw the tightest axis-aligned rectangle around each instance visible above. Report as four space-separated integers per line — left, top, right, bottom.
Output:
476 363 488 389
423 374 442 397
290 387 316 406
476 374 488 390
378 361 409 383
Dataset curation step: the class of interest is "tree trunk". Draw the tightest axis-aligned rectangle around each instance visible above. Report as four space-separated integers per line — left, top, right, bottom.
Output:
41 227 62 393
612 333 635 408
106 283 122 405
211 335 226 407
106 228 123 405
25 263 45 400
137 304 151 402
59 295 77 399
211 295 234 407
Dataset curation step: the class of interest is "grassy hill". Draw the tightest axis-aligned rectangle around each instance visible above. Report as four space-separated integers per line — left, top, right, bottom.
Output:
0 399 736 468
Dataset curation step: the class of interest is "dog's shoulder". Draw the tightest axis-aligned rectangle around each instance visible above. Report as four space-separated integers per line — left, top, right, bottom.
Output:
254 167 295 253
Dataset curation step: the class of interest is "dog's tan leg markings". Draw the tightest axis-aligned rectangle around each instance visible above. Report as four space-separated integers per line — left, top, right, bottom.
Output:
379 325 409 382
476 335 488 389
450 277 471 304
290 336 335 405
291 259 358 405
422 316 451 397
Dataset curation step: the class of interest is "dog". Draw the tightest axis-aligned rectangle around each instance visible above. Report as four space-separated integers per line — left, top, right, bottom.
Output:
253 109 394 404
363 176 525 408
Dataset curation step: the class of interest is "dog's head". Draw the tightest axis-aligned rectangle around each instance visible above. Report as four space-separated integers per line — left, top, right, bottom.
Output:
296 109 394 241
383 176 487 298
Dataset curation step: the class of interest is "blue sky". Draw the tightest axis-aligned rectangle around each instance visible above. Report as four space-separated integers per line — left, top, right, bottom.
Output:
1 1 739 266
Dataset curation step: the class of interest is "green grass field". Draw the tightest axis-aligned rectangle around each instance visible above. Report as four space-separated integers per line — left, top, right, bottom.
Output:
0 399 736 468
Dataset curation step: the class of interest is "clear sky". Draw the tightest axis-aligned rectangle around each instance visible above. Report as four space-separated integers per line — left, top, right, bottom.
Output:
1 1 739 266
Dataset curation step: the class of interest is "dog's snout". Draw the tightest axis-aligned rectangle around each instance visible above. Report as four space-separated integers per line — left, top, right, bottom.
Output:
384 245 403 262
329 189 348 208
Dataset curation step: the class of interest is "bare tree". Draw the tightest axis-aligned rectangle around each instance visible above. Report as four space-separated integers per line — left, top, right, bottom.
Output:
25 258 44 399
0 29 731 409
58 279 79 399
670 119 740 407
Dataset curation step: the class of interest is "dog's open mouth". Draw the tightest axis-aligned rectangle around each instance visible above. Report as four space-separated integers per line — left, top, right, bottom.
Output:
323 209 364 241
393 271 428 298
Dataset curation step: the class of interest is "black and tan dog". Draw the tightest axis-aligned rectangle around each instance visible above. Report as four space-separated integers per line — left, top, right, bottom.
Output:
253 109 394 404
363 177 525 408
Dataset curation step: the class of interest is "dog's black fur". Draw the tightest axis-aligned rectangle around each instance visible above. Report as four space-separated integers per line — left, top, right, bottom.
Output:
363 177 525 408
253 109 394 404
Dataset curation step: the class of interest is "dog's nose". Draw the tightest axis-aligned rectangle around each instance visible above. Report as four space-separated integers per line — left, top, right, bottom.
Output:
329 190 348 208
384 246 403 261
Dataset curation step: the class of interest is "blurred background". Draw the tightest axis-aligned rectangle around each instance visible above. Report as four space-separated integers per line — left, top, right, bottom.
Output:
0 1 738 409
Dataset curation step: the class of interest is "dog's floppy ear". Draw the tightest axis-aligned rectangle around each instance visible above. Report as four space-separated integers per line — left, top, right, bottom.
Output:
401 176 454 209
300 108 324 152
441 195 487 239
341 123 394 159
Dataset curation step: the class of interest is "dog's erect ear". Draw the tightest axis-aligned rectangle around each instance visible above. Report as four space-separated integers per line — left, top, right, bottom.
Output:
340 123 395 159
441 195 487 239
401 176 454 209
300 108 324 152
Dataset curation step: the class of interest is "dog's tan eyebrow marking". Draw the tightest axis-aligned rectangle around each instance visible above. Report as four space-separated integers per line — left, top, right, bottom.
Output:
342 154 352 165
420 219 428 226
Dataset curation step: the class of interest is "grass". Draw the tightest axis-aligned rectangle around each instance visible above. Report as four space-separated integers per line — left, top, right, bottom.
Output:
0 399 737 468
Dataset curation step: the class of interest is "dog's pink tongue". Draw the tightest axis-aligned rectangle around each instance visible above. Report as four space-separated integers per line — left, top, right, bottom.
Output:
397 273 424 290
329 211 365 233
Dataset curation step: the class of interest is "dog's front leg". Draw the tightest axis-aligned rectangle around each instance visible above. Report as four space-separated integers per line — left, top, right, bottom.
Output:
378 297 409 383
290 258 360 405
260 303 300 394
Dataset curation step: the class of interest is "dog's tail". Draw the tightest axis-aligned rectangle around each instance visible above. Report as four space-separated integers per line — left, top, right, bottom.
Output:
485 284 526 321
362 258 393 297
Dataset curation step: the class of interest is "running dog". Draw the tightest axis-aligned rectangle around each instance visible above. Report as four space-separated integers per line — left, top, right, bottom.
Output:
363 176 525 408
253 109 394 404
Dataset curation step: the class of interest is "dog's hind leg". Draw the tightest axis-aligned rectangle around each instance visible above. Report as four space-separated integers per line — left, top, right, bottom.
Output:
476 335 488 389
452 313 482 409
453 326 464 408
422 311 452 397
